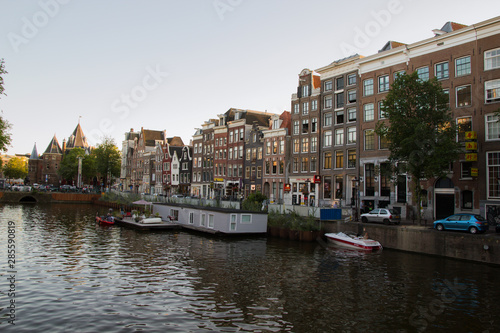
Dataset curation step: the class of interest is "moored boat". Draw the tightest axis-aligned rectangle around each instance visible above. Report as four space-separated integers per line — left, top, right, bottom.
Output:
96 215 115 225
325 232 382 251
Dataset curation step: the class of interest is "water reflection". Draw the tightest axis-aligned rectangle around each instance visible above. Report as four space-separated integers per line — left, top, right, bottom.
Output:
0 203 499 332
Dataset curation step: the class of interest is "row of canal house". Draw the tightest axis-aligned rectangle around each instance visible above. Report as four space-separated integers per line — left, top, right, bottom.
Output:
120 16 500 221
289 17 500 220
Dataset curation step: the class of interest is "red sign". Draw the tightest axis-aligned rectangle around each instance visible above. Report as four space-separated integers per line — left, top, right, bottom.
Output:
314 175 321 184
284 184 291 192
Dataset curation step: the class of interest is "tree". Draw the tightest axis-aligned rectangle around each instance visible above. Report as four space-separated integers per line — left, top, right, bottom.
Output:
375 72 462 225
4 157 27 180
0 58 12 152
59 147 95 183
92 136 121 190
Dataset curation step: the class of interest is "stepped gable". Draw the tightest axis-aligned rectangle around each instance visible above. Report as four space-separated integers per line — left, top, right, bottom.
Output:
44 135 63 155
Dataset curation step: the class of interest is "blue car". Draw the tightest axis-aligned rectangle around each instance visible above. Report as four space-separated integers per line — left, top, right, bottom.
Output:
433 213 488 234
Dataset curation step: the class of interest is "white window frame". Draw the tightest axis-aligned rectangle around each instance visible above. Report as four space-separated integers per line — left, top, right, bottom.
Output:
485 48 500 70
208 214 214 228
485 114 500 141
230 214 237 231
455 56 471 77
241 214 252 224
485 79 500 104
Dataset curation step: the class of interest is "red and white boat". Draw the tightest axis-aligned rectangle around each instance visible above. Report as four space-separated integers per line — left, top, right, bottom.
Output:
96 215 115 225
325 232 382 251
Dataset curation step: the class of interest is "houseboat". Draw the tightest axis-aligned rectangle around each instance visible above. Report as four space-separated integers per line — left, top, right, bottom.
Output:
153 203 268 235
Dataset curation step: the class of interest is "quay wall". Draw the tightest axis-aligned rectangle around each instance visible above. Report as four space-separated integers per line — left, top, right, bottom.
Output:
323 221 500 265
0 192 101 203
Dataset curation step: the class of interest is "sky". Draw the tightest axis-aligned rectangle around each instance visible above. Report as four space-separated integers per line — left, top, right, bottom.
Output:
0 0 498 155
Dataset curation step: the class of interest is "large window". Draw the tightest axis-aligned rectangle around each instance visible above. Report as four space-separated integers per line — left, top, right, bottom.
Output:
435 62 449 80
293 120 299 135
311 99 318 111
485 48 500 70
335 92 344 108
455 56 471 77
487 152 500 198
323 113 332 127
311 137 317 152
461 161 472 179
302 119 309 133
324 131 332 147
456 85 471 107
364 103 374 122
311 118 318 132
378 75 389 92
347 150 356 168
347 73 356 86
301 157 308 172
335 110 344 124
363 79 374 96
364 130 375 150
486 114 500 141
347 90 356 104
293 157 299 172
324 152 332 169
293 104 299 114
378 101 386 119
416 67 429 81
365 164 375 196
347 108 356 122
301 138 309 152
302 102 309 115
335 128 344 146
324 176 332 199
380 163 391 197
336 76 344 90
347 127 356 144
324 95 332 109
335 151 344 169
310 157 316 172
457 117 472 142
485 79 500 104
324 80 332 91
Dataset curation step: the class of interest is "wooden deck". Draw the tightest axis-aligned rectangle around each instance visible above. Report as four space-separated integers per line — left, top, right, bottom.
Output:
114 217 181 231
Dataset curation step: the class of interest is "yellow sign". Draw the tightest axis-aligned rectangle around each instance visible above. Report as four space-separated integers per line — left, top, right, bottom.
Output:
465 131 477 140
465 153 477 161
471 168 478 177
465 142 477 150
214 178 224 182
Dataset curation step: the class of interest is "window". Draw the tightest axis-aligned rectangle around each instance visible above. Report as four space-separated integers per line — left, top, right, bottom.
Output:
303 102 309 115
335 92 344 108
485 48 500 70
365 164 375 196
365 130 375 150
435 62 449 80
230 214 237 231
335 151 344 169
324 152 332 169
347 150 356 168
279 160 284 174
461 161 472 179
416 67 429 81
208 214 214 228
486 114 500 141
293 157 299 172
378 101 386 119
324 176 332 199
311 99 318 111
335 128 344 146
324 113 332 127
257 166 262 178
378 75 389 92
487 152 500 198
189 212 194 224
272 160 277 174
311 137 317 152
347 127 356 144
455 56 471 77
324 80 333 91
394 70 405 80
302 85 310 97
462 190 473 209
324 95 332 109
335 110 344 124
245 166 250 178
347 108 356 122
294 104 299 114
246 149 251 160
293 120 299 135
258 147 263 159
347 90 356 103
363 79 374 96
364 103 374 121
348 73 356 86
379 135 390 150
241 214 252 224
301 138 309 152
456 85 471 107
485 79 500 103
293 139 299 153
279 140 284 154
302 119 309 133
457 117 472 142
380 163 391 197
301 157 308 172
324 131 332 147
336 76 344 90
311 118 318 132
310 157 317 172
200 214 206 227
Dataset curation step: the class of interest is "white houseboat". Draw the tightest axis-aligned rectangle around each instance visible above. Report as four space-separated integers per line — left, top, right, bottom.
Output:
153 203 268 234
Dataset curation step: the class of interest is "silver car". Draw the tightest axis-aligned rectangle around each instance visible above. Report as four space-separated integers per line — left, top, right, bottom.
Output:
361 208 401 225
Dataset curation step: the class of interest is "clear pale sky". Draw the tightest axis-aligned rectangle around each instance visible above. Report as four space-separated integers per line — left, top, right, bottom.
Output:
0 0 497 155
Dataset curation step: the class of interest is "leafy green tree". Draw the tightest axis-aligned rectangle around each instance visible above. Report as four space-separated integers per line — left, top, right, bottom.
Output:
4 157 27 180
92 136 121 190
242 192 268 211
59 147 85 182
0 58 12 152
375 72 461 225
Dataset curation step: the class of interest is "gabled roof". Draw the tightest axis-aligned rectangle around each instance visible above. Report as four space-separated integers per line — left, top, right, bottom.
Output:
66 123 89 149
141 128 165 147
167 136 184 147
44 135 63 155
30 143 39 160
225 108 273 127
379 41 406 53
279 111 291 131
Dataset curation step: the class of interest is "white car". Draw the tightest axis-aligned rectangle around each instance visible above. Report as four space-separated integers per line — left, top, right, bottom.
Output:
361 208 401 225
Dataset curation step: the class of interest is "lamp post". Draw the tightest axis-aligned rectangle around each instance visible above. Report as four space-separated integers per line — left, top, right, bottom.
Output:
353 177 360 221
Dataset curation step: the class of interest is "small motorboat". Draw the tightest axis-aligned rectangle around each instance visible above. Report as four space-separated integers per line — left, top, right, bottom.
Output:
96 215 115 225
325 232 382 251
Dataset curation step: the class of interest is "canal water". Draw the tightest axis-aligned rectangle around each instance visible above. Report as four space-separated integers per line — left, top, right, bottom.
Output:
0 203 499 333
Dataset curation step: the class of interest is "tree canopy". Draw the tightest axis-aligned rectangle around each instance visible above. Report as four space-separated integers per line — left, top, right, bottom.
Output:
375 72 462 224
93 136 121 189
0 58 12 152
3 156 27 180
59 147 96 183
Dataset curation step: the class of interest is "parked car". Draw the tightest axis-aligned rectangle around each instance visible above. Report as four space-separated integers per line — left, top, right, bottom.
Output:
433 213 488 234
360 208 401 225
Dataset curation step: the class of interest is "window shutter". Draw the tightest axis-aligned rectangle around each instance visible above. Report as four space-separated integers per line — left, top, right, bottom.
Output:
297 86 302 98
308 84 312 96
